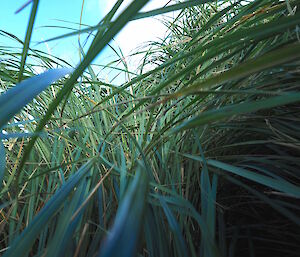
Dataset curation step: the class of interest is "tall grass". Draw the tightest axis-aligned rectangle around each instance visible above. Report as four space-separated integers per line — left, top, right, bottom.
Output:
1 1 300 256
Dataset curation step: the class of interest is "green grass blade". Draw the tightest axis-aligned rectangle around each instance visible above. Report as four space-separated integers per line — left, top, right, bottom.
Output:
173 92 300 132
183 154 300 198
98 168 148 257
174 43 300 97
0 141 5 191
45 177 90 257
2 161 94 257
159 196 188 257
16 0 150 178
133 0 216 20
18 0 39 82
225 174 300 226
119 144 127 200
41 0 216 44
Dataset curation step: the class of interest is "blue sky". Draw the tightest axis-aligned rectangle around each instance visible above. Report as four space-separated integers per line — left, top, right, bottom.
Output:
0 1 171 80
0 0 106 66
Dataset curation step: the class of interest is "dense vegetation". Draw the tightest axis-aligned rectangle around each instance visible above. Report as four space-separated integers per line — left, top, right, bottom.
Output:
1 0 300 256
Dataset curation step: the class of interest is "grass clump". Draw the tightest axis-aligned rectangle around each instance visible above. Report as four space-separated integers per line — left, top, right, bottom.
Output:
0 1 300 257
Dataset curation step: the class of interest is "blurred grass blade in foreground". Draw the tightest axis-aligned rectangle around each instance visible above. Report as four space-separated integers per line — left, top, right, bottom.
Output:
98 169 148 257
0 68 72 128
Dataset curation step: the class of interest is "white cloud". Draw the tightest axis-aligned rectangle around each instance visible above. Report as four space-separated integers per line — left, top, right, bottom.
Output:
101 0 174 70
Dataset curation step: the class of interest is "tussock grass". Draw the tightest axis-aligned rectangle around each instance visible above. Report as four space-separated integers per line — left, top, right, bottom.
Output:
1 1 300 256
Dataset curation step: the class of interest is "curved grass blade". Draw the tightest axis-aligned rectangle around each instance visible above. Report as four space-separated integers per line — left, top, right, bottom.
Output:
2 160 94 257
98 169 148 257
41 0 216 44
159 196 188 257
132 0 216 20
173 92 300 132
45 177 90 257
182 154 300 198
16 0 150 181
94 11 300 124
0 68 72 129
225 174 300 226
174 43 300 97
119 144 127 200
156 194 220 257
